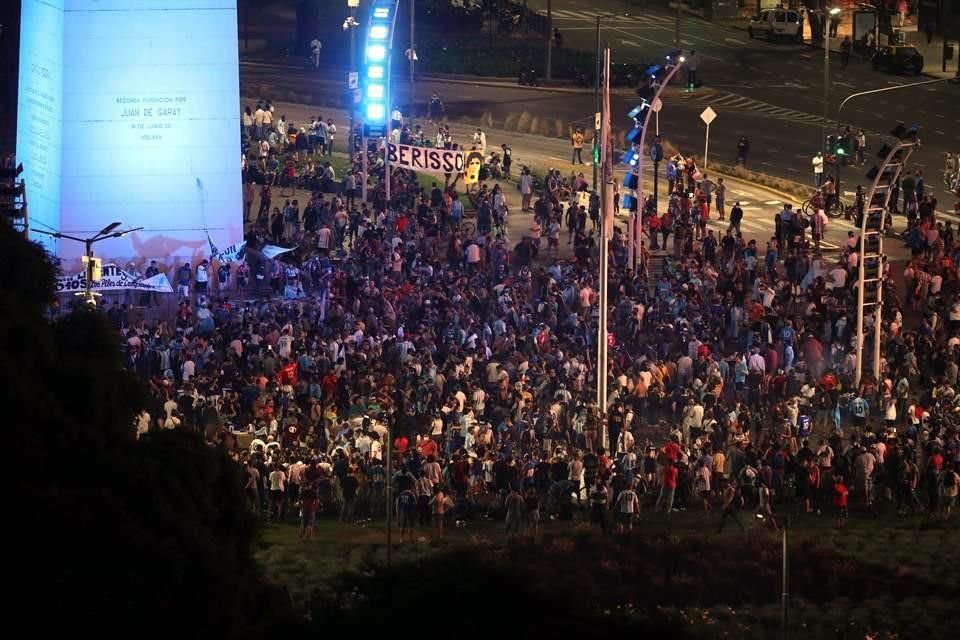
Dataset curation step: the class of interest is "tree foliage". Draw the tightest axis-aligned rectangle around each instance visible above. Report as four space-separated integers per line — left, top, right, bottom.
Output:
1 223 297 637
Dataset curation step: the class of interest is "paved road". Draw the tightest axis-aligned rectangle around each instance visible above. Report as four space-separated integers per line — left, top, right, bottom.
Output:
242 57 957 212
525 2 959 172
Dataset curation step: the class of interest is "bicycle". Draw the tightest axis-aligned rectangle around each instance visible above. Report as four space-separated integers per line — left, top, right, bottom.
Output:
802 192 847 218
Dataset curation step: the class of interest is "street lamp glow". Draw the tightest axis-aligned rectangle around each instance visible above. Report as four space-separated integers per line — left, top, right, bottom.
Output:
829 7 841 15
678 55 686 63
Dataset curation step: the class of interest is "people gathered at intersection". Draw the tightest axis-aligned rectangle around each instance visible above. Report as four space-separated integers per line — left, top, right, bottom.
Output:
116 102 959 538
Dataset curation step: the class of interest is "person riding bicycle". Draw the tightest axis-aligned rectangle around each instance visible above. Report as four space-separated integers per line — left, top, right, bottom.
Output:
821 175 837 211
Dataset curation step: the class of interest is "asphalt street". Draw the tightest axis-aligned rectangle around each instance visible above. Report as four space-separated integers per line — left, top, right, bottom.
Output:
522 1 959 185
242 56 956 210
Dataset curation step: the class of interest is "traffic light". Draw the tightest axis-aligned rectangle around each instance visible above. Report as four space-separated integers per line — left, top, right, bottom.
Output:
651 141 663 163
593 144 600 164
836 134 853 164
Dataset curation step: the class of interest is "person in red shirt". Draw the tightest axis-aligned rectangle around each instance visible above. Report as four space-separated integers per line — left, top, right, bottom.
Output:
663 439 681 462
278 359 298 385
656 461 679 514
418 436 438 459
393 433 410 456
833 475 849 528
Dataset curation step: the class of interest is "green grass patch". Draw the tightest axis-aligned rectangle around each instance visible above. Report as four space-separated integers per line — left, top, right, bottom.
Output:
256 510 957 636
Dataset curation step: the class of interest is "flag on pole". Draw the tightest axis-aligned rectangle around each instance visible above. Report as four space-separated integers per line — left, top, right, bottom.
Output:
208 232 247 263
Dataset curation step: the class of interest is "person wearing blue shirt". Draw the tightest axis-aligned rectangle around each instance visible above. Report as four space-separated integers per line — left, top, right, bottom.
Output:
848 395 869 434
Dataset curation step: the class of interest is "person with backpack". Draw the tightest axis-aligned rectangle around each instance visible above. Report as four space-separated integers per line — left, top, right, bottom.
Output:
716 478 745 533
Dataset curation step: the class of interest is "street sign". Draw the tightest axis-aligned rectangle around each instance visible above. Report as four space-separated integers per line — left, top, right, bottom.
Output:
700 107 716 168
651 98 663 113
594 111 601 130
347 71 358 89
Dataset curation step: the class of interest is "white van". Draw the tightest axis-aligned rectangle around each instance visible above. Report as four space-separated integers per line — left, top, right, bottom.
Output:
747 9 804 42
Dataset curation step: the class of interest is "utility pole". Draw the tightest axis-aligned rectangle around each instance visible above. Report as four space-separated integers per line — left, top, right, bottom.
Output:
385 419 393 566
675 0 681 48
546 0 553 81
781 516 790 640
410 0 416 117
592 15 601 190
598 46 611 420
348 0 358 154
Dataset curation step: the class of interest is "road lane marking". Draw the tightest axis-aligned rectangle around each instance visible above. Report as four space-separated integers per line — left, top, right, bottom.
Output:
724 37 746 44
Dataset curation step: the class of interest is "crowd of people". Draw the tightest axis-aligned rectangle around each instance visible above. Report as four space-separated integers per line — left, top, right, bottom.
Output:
114 98 960 543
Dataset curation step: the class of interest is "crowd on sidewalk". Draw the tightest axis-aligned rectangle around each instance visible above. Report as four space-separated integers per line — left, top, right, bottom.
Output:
118 98 959 544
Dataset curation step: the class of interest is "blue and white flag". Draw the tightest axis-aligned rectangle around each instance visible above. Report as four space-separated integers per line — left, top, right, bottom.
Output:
208 234 247 263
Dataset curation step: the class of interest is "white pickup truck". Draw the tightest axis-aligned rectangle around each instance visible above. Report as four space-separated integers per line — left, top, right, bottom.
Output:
747 9 804 42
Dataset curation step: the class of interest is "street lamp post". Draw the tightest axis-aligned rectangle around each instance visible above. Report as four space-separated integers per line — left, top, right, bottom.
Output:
346 0 360 154
33 222 143 306
409 0 416 117
546 0 553 82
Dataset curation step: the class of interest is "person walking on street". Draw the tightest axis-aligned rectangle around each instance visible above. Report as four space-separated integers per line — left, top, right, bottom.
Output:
736 135 749 166
840 36 852 69
715 177 726 220
686 50 701 89
728 201 744 235
855 129 866 166
570 128 585 165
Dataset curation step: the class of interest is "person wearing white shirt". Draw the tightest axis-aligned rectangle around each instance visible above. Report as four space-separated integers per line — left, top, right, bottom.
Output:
473 128 486 154
812 152 824 186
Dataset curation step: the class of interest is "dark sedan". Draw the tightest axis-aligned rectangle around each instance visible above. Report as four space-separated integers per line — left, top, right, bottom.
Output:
872 46 924 75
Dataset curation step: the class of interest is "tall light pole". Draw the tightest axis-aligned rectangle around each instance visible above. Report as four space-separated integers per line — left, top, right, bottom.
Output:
592 15 601 190
346 0 360 153
546 0 553 81
409 0 416 117
822 7 841 154
33 222 143 306
675 0 681 48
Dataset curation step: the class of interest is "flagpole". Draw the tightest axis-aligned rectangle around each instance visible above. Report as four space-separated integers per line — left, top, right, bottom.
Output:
598 46 612 450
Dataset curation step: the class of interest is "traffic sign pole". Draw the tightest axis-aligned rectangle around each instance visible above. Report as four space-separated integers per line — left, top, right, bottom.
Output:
699 106 717 170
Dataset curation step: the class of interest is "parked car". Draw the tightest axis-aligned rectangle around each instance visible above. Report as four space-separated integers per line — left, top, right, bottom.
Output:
747 9 803 42
872 45 924 74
